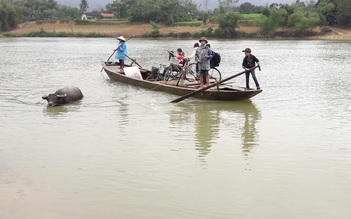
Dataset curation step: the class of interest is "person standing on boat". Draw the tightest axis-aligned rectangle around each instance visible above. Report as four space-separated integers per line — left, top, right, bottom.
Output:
186 42 199 60
115 36 127 69
195 37 213 88
185 43 199 74
242 48 260 90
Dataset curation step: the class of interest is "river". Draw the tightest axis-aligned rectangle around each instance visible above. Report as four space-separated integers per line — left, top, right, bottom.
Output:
0 38 351 219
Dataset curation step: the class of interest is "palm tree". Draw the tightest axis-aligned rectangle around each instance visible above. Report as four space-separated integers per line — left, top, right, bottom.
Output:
80 0 89 13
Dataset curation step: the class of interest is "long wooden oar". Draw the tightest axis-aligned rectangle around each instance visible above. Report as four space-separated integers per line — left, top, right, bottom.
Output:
100 37 132 72
126 54 142 68
170 65 259 103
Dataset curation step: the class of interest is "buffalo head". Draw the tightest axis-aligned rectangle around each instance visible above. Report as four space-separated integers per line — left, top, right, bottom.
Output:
42 93 67 106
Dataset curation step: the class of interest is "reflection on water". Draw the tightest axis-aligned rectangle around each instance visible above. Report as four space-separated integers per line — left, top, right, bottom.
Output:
43 105 69 116
116 100 129 125
171 100 261 161
194 103 220 159
42 103 82 118
240 102 261 156
1 38 351 219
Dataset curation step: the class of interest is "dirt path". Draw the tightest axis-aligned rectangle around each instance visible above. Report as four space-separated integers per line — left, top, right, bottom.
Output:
324 27 351 40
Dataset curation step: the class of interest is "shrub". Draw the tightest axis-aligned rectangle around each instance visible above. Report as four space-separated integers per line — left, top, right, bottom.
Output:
193 27 215 38
149 21 160 37
216 12 242 38
320 26 332 34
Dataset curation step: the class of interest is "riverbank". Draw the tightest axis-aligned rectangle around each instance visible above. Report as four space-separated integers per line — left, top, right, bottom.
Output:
2 21 215 38
2 21 351 40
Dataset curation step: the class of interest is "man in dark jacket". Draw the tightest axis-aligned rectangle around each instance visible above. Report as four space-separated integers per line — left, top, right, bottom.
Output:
242 48 260 90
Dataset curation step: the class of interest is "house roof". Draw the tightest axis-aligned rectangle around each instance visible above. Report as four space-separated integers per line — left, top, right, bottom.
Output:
85 12 100 17
101 13 114 18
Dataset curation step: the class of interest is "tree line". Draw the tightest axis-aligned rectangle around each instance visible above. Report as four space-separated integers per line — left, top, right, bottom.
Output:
256 0 351 37
1 0 350 37
105 0 197 25
0 0 80 31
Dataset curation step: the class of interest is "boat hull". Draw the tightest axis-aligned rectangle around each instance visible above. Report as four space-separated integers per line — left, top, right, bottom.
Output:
102 62 262 101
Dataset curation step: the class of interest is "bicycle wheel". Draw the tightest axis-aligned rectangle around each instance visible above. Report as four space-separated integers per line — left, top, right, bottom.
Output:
209 67 222 81
185 63 198 81
163 68 172 82
164 68 179 82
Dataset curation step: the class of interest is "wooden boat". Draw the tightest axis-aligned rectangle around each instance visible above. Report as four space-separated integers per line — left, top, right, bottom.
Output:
101 62 262 101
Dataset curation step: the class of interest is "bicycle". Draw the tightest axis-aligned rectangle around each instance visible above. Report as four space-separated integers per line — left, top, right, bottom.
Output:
148 52 222 84
149 63 183 82
183 61 222 82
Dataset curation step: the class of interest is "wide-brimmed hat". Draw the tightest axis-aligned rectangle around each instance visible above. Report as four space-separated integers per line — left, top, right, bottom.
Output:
117 35 126 42
168 51 175 61
199 37 208 43
242 48 251 53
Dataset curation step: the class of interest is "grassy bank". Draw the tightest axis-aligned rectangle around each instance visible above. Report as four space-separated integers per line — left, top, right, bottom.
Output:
4 28 112 37
3 21 351 40
6 21 214 38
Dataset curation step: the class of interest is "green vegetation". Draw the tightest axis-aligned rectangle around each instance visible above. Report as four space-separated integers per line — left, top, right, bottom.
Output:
239 13 263 26
74 19 127 25
256 2 323 37
174 21 203 26
149 21 160 37
242 13 262 19
1 0 351 38
0 0 79 32
105 0 197 26
216 12 242 37
193 27 215 38
4 28 110 37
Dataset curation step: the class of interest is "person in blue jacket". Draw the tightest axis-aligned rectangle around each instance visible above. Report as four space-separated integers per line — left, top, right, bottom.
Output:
115 36 127 69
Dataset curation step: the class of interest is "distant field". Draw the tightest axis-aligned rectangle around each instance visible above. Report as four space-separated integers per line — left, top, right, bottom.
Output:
4 20 350 40
75 19 128 25
242 13 262 19
175 21 203 27
7 21 218 37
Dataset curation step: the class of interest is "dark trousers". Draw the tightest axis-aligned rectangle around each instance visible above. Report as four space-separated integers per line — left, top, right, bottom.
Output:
119 60 124 69
245 69 260 89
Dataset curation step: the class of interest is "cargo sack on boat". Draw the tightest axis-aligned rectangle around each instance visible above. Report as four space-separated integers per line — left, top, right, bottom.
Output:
124 67 143 80
210 51 221 67
151 66 159 76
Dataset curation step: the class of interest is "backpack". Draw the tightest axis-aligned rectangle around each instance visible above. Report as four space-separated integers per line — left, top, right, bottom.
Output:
210 51 221 67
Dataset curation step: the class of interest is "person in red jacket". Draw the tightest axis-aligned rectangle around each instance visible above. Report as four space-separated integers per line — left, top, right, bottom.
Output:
162 48 185 77
176 48 185 68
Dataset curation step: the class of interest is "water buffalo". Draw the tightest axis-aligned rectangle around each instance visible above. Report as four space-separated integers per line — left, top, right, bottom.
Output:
42 86 83 106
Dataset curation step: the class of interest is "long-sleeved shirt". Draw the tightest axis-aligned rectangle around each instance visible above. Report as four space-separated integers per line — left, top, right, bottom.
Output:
195 46 213 71
187 47 198 59
115 42 127 61
177 53 185 68
242 54 259 69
